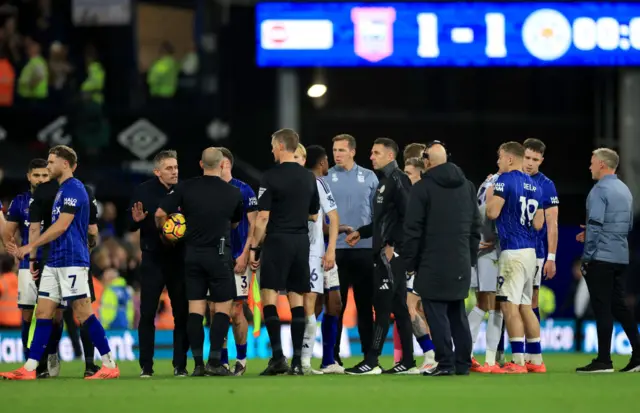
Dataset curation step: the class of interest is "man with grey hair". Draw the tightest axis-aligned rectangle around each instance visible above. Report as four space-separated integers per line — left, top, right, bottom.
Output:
129 149 189 377
156 147 243 376
576 148 640 373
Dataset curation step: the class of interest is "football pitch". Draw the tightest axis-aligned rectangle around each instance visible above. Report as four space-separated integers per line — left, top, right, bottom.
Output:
2 354 640 413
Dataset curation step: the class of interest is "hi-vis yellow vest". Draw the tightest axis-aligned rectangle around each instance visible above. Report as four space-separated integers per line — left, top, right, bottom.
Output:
18 56 48 98
81 61 105 104
147 56 178 98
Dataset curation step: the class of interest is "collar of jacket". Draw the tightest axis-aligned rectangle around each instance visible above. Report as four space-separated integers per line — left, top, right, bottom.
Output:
155 177 173 193
380 160 399 178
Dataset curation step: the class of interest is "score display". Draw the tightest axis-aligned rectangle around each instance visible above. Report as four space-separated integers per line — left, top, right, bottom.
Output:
256 2 640 67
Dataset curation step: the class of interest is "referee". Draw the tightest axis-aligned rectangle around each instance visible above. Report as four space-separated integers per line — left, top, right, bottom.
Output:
129 150 189 377
28 161 101 378
576 148 640 373
250 128 320 375
156 148 242 376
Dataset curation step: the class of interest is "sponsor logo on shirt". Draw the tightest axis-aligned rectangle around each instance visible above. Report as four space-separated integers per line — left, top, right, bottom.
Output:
64 198 77 207
248 196 258 207
494 182 505 193
550 196 559 205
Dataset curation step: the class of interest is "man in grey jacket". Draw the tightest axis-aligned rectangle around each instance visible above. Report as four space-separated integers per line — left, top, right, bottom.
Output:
576 148 640 373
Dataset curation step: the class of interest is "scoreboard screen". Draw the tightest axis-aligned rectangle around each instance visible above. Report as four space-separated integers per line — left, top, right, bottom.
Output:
256 2 640 67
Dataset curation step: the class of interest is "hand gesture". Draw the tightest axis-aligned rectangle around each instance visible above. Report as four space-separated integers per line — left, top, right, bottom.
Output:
15 245 32 260
234 252 249 274
30 260 40 280
339 225 354 235
576 225 586 243
543 259 556 280
479 241 494 250
131 202 148 223
345 231 360 247
250 249 261 270
322 249 336 271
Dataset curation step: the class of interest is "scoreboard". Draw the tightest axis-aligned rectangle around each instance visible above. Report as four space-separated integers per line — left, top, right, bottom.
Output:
256 2 640 67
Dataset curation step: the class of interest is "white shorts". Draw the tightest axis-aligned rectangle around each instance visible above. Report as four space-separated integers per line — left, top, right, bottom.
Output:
470 255 500 292
534 258 544 288
235 267 260 300
17 269 39 308
309 255 340 294
38 266 90 304
497 249 536 306
406 272 420 296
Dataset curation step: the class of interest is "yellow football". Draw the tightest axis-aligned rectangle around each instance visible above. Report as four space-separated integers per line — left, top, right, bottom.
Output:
163 213 186 241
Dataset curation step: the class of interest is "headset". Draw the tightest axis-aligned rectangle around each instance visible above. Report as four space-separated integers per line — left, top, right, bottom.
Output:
422 140 452 162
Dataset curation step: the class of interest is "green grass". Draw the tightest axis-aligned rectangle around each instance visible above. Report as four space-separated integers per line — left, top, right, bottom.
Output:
2 355 640 412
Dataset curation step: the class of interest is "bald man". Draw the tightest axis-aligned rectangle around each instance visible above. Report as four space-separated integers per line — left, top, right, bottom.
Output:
156 147 244 376
403 142 481 376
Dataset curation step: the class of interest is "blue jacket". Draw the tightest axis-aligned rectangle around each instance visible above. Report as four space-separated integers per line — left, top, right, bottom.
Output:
583 174 633 264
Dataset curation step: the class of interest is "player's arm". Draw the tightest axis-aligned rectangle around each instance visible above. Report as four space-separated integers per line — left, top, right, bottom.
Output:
241 187 259 257
403 183 428 273
87 186 100 249
230 192 243 230
0 210 6 247
2 199 21 247
485 179 505 220
28 190 44 261
27 213 74 251
308 179 320 222
583 187 606 262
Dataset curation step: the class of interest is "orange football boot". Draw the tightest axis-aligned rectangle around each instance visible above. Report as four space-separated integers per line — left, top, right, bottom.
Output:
85 365 120 380
0 367 36 380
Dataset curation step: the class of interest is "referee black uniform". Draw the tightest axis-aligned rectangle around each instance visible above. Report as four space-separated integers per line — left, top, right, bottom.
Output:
254 129 320 375
29 179 100 377
158 152 243 376
129 175 189 377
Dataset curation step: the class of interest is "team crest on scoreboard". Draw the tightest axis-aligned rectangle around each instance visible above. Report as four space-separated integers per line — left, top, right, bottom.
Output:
351 7 396 63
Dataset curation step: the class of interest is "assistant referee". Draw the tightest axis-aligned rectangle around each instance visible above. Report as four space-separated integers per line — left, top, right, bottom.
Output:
156 148 243 376
129 150 189 377
250 128 320 376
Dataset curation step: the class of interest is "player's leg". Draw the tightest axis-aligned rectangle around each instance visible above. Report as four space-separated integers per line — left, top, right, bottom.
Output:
138 256 165 377
1 267 62 380
526 258 544 362
44 308 64 378
333 249 351 365
477 256 503 371
320 264 344 374
384 259 419 374
164 257 189 376
17 268 37 362
185 260 209 376
497 252 528 373
67 268 119 379
259 235 291 375
81 274 99 376
302 256 323 373
230 299 248 375
285 236 312 375
408 293 436 370
350 249 374 357
205 259 236 377
345 253 392 375
520 251 545 372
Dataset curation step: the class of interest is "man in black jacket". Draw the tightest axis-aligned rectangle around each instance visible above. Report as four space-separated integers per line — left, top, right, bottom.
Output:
404 143 481 376
343 138 417 375
129 150 189 377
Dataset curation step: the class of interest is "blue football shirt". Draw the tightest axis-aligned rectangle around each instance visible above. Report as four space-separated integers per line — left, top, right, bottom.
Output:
6 191 43 269
529 172 559 259
493 170 543 251
49 178 90 268
229 178 258 260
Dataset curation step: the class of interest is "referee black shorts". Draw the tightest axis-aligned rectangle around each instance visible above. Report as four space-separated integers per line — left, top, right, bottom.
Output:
260 233 310 294
186 250 235 303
